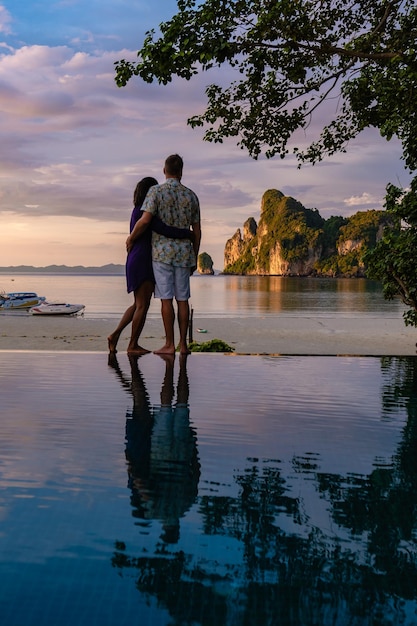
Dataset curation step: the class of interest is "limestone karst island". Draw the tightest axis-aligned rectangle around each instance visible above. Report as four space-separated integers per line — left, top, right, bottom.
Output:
220 189 391 277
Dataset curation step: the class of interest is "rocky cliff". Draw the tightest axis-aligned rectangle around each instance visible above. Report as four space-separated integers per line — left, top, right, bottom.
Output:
224 189 390 277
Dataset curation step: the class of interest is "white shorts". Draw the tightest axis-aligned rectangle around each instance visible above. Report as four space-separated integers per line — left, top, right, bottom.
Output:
153 261 191 301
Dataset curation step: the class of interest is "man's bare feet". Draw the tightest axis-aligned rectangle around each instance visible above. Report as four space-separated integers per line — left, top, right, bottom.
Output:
127 345 151 355
179 342 191 355
153 344 176 355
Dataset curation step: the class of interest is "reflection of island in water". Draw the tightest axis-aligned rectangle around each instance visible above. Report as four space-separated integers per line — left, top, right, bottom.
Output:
109 353 200 543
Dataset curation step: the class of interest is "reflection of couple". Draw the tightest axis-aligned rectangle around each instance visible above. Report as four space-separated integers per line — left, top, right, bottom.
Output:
109 352 200 543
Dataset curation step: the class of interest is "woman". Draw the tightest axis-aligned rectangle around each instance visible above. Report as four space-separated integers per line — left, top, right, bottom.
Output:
108 177 192 354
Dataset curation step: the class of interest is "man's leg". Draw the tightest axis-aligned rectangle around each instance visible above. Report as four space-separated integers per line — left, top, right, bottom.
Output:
177 299 190 355
153 261 176 354
154 298 176 354
173 266 191 354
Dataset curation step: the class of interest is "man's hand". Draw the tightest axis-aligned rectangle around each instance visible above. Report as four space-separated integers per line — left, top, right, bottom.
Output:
126 236 133 253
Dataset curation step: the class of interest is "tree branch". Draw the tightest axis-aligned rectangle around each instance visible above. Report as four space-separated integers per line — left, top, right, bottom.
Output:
255 40 402 61
371 0 402 36
317 45 402 61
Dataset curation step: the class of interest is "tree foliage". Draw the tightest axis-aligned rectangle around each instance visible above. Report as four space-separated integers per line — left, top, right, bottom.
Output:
365 179 417 326
338 209 391 247
115 0 417 168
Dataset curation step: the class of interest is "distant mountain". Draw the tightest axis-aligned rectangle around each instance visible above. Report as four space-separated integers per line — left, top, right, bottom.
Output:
0 264 124 275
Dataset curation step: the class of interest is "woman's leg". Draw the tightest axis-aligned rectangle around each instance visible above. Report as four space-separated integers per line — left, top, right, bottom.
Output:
108 303 135 353
127 280 154 354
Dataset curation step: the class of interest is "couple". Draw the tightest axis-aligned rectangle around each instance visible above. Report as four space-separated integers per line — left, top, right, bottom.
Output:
108 154 201 356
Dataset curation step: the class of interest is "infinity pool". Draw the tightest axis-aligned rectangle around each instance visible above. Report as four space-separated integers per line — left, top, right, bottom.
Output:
1 352 417 625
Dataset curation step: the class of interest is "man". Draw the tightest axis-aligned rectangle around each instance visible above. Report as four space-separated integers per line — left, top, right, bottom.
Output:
126 154 201 354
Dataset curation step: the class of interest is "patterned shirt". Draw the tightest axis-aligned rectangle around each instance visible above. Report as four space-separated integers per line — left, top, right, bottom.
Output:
142 178 200 266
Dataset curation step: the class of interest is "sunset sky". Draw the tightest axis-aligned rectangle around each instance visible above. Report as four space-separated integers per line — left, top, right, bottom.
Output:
0 0 412 271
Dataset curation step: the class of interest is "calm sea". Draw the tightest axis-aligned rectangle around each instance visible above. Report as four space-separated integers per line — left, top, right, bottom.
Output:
0 273 406 320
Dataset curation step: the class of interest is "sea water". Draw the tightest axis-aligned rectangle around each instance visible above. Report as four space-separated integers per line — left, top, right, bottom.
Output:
0 273 406 320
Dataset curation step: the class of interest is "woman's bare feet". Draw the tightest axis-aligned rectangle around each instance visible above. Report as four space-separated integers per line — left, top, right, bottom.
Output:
107 333 119 353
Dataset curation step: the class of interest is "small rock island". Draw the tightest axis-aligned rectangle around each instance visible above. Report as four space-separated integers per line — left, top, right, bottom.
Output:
197 252 214 275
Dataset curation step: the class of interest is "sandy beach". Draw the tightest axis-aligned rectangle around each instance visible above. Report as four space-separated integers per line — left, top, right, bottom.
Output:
1 313 416 355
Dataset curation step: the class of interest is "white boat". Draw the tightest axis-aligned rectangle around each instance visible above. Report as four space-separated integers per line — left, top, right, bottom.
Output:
0 292 46 310
30 302 85 316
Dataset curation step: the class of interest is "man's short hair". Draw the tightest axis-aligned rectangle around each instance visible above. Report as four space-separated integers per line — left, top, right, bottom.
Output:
165 154 183 177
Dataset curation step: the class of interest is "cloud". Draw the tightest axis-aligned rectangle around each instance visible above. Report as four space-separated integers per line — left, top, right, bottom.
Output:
0 5 12 34
344 192 381 207
198 182 254 209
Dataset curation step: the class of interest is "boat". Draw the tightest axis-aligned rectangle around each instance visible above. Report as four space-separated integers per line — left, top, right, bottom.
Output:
30 302 85 316
0 292 46 310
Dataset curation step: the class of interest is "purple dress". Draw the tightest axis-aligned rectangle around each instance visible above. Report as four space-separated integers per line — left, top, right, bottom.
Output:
126 207 191 293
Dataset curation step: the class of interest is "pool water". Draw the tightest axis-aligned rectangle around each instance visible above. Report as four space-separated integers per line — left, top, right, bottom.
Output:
1 352 417 625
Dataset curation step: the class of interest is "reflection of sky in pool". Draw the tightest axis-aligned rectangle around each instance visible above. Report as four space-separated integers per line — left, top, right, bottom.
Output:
1 352 417 625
